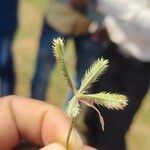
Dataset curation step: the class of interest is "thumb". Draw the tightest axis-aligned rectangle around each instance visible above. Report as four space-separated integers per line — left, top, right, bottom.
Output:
40 143 66 150
40 143 98 150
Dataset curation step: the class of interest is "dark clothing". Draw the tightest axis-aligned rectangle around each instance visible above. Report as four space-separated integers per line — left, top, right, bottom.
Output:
0 0 17 95
0 33 15 96
84 42 150 150
0 0 18 34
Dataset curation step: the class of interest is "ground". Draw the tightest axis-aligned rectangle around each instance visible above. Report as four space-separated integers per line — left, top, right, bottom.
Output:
13 0 150 149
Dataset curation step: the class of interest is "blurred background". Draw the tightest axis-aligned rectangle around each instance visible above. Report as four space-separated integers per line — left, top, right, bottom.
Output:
3 0 150 149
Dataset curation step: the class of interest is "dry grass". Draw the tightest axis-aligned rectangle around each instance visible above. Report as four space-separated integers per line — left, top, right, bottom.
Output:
13 0 150 149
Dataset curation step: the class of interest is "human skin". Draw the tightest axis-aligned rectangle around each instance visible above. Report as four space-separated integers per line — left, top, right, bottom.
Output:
0 96 97 150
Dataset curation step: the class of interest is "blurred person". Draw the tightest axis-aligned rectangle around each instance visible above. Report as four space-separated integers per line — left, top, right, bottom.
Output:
84 0 150 150
0 95 96 150
30 0 107 100
0 0 18 96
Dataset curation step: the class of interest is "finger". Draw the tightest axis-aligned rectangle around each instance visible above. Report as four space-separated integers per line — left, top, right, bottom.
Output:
40 143 66 150
0 96 83 150
40 144 97 150
84 145 98 150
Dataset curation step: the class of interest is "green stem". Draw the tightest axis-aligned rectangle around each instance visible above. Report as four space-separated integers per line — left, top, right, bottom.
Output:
66 119 74 150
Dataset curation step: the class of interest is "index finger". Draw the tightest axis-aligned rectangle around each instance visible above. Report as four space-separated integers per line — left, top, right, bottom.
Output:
0 96 83 150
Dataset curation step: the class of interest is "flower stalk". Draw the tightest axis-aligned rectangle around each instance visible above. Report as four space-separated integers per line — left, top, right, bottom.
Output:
52 38 128 150
66 119 75 150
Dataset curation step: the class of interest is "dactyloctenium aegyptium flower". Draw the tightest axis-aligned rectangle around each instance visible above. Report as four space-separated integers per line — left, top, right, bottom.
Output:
52 38 128 150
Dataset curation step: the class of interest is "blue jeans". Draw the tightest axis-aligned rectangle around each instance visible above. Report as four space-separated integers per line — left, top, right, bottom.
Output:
31 21 104 100
0 34 15 96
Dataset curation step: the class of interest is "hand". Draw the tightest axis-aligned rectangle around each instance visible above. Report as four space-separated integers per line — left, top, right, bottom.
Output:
92 27 110 42
88 22 109 42
0 96 97 150
70 0 87 12
70 0 86 6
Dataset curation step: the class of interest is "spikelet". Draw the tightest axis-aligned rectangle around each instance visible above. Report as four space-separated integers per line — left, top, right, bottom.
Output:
67 97 81 118
79 58 109 93
52 38 76 94
78 92 128 110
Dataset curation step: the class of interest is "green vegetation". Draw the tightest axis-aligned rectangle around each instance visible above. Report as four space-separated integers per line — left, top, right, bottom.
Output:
14 0 150 149
53 38 127 149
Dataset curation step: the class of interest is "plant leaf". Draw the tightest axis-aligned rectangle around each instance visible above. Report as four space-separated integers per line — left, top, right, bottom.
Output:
79 58 109 93
52 38 76 94
79 99 104 131
78 92 128 110
67 97 81 118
